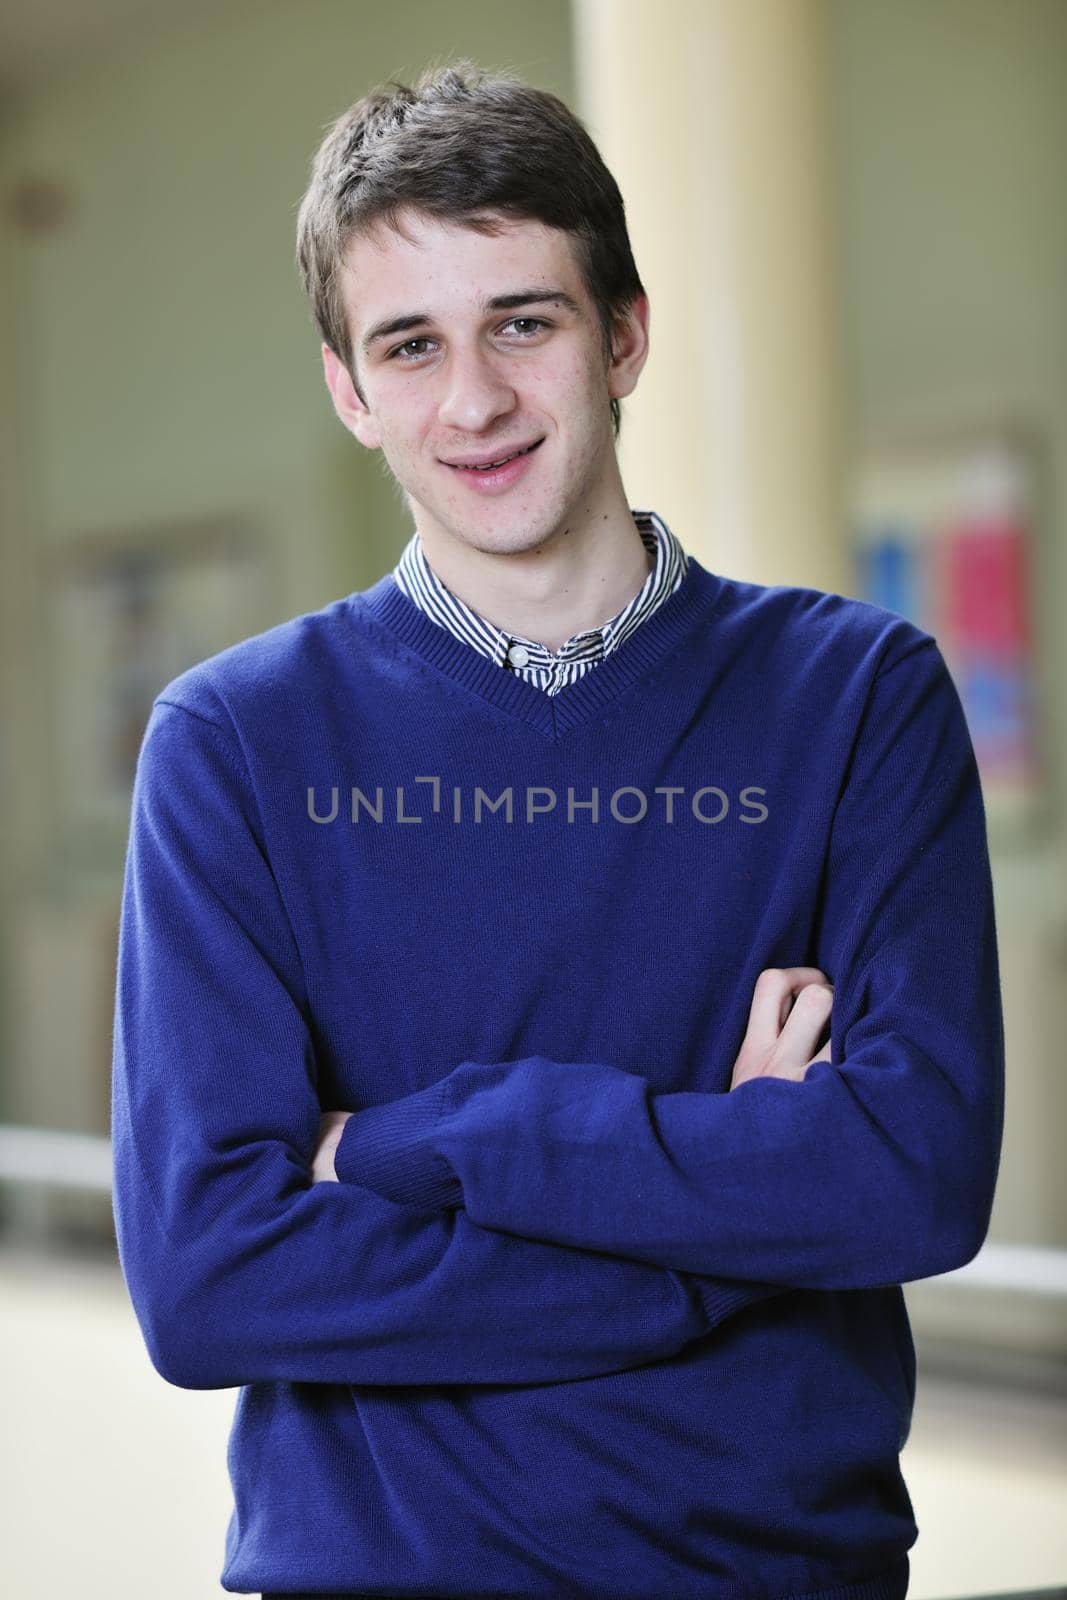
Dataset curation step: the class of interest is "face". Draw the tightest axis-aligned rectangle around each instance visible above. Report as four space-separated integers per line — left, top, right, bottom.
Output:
321 206 649 559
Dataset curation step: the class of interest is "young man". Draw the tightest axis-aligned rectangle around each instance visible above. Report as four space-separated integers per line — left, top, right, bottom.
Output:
111 60 1004 1600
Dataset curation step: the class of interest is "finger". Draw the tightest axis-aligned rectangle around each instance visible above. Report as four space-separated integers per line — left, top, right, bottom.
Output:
742 967 832 1055
765 984 833 1075
731 968 834 1090
743 967 830 1045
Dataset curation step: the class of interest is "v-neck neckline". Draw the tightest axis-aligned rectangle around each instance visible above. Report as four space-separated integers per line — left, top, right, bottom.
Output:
352 552 725 740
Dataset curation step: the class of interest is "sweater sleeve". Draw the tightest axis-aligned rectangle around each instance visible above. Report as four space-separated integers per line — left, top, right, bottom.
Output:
110 695 778 1392
336 635 1005 1290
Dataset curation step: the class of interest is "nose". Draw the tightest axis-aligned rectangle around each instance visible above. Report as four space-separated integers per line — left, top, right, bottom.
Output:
436 342 518 434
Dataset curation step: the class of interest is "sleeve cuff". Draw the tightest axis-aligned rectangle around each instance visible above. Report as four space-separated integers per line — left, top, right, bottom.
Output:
695 1277 786 1329
333 1079 463 1210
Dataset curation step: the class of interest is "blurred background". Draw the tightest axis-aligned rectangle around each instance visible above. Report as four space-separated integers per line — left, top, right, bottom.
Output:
0 0 1065 1596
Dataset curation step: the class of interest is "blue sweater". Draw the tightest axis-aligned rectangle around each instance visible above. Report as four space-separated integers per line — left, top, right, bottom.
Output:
110 551 1004 1599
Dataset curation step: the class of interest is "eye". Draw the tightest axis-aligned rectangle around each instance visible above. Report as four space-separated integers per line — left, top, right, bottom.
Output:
388 337 436 363
504 317 549 337
385 318 551 364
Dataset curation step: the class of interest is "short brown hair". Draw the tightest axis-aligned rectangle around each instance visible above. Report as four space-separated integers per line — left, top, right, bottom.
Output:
294 58 645 439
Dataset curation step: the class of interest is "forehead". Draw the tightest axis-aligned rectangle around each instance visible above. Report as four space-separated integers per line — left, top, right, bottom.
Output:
340 207 588 331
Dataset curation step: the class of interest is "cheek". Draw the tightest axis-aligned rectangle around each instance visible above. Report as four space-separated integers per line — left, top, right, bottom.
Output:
527 353 607 421
378 399 433 462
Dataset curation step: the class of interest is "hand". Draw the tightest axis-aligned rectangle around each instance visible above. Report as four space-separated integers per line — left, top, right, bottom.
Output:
311 1109 354 1182
729 967 834 1091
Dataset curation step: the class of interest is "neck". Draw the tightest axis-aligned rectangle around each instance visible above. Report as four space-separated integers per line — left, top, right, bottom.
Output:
412 483 653 655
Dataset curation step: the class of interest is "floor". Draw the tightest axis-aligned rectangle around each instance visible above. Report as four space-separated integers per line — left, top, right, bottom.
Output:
2 1243 1065 1599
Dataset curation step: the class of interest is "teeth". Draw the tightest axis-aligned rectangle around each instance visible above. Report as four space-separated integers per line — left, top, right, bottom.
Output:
456 442 537 471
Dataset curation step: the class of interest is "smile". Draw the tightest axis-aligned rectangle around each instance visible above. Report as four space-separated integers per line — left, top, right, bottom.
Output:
445 439 544 472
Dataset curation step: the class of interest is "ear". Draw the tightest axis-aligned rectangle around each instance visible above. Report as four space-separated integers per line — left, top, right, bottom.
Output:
607 293 650 403
321 343 382 450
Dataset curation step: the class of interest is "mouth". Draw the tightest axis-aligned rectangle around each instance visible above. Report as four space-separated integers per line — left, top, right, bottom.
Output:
442 438 545 472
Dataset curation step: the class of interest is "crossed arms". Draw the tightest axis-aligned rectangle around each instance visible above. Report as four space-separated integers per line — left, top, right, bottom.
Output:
313 967 834 1181
111 633 1004 1391
113 700 789 1390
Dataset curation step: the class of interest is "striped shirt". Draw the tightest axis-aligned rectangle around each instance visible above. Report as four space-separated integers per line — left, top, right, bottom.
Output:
391 509 688 697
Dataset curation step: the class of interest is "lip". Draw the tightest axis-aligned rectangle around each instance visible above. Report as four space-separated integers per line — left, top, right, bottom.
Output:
441 438 544 469
441 437 545 494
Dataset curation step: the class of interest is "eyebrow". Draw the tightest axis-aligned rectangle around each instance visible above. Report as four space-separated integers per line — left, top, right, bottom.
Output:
360 289 582 356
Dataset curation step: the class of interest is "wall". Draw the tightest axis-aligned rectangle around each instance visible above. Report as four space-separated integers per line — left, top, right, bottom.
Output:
0 0 573 1146
827 0 1067 1360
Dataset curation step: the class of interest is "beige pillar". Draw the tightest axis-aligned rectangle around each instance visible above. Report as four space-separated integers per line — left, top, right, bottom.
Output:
574 0 846 592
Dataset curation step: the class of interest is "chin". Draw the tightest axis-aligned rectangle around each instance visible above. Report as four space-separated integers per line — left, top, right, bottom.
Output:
473 517 566 554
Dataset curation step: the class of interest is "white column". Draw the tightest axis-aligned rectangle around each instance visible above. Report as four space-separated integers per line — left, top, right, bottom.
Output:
574 0 846 592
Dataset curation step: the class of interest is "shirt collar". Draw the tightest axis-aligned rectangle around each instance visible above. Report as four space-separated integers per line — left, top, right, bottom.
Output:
392 510 687 672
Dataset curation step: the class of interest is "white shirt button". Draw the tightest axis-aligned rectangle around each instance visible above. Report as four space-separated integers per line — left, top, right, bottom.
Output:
507 644 530 667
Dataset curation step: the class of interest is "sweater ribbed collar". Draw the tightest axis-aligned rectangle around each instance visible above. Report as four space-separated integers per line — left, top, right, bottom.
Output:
353 547 724 740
